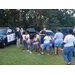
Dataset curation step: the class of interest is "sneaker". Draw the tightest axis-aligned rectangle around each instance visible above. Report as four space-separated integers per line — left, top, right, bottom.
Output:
23 50 25 52
74 63 75 65
47 53 49 55
30 51 32 54
27 50 30 52
38 53 40 55
61 49 63 51
41 52 44 54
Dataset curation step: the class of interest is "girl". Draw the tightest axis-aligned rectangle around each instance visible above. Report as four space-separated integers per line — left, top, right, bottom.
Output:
22 32 28 52
30 34 40 55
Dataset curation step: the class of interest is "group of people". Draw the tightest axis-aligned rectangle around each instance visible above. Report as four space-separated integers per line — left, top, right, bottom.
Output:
15 27 75 65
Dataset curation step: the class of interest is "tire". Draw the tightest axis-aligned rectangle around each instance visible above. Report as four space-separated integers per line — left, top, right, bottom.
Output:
2 40 7 48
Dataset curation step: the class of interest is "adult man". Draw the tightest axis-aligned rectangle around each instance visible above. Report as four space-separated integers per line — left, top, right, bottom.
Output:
40 28 46 43
16 27 21 48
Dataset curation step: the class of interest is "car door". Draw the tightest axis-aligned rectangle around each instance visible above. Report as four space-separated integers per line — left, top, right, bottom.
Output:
7 29 12 43
11 29 16 41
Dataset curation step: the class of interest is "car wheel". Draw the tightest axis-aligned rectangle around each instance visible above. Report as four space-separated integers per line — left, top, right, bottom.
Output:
2 40 7 48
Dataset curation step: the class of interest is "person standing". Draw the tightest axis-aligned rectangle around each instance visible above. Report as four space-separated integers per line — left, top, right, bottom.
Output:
62 29 75 65
16 28 21 48
40 28 46 44
20 28 24 44
26 31 30 52
54 29 63 55
41 33 51 55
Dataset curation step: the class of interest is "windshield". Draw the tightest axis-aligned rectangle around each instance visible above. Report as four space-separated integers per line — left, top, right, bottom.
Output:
27 29 35 32
47 32 54 36
0 29 7 35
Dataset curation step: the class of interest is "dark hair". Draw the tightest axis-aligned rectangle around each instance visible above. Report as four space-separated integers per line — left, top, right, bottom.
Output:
46 32 49 35
26 31 29 34
65 31 68 34
57 29 61 32
23 32 25 34
68 29 73 34
34 33 36 37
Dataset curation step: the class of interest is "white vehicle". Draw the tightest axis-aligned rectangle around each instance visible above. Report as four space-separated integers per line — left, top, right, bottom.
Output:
0 27 16 48
39 30 54 37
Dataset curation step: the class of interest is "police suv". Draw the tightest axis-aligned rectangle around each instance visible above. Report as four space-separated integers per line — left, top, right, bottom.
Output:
0 27 16 48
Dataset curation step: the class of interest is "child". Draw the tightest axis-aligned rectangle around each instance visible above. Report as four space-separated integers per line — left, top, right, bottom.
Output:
30 34 40 55
50 39 53 51
26 31 30 52
41 33 51 55
22 32 28 52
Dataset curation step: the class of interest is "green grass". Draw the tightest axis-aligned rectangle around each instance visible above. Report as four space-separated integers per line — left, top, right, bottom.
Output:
0 44 75 65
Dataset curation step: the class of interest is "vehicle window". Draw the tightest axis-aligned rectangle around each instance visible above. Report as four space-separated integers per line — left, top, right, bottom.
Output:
7 29 12 34
0 29 7 35
47 32 54 36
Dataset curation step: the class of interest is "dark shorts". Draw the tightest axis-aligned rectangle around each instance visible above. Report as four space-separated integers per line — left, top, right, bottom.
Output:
23 40 27 46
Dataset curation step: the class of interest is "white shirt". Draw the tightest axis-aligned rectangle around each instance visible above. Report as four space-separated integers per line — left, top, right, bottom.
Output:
64 34 75 47
26 34 30 41
44 36 51 43
21 30 23 35
54 32 63 44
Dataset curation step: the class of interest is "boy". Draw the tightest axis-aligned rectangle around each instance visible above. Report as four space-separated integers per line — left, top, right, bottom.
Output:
41 33 51 55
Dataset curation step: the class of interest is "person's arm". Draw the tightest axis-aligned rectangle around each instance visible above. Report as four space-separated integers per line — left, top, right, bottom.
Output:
54 34 57 41
62 36 67 46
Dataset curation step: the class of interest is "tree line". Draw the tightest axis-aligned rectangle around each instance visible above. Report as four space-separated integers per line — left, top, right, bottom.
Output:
0 9 75 32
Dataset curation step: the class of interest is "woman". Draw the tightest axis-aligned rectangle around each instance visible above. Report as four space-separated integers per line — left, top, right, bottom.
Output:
62 29 75 65
54 29 63 55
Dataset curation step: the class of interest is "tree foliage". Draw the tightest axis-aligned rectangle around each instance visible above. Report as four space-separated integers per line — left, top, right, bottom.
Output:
0 9 75 32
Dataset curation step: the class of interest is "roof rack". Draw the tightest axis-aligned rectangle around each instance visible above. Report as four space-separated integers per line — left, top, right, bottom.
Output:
0 27 9 29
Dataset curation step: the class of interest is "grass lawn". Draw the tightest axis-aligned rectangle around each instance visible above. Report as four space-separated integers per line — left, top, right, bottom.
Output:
0 44 75 65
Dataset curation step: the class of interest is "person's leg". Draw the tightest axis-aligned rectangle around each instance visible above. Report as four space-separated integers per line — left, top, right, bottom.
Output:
58 46 61 55
41 43 45 54
54 46 57 54
46 43 50 55
17 39 19 48
30 45 35 54
67 46 74 63
62 47 70 64
18 38 21 47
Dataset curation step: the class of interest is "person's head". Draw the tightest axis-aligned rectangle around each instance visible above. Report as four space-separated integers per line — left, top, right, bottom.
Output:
34 34 36 38
73 28 75 33
46 33 49 36
68 29 73 34
26 31 29 35
43 28 46 31
16 27 20 32
65 31 68 35
21 28 23 30
57 29 61 32
36 31 39 35
23 32 25 35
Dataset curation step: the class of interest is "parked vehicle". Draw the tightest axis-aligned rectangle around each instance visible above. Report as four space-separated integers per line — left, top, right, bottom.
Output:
26 28 36 39
0 27 16 48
